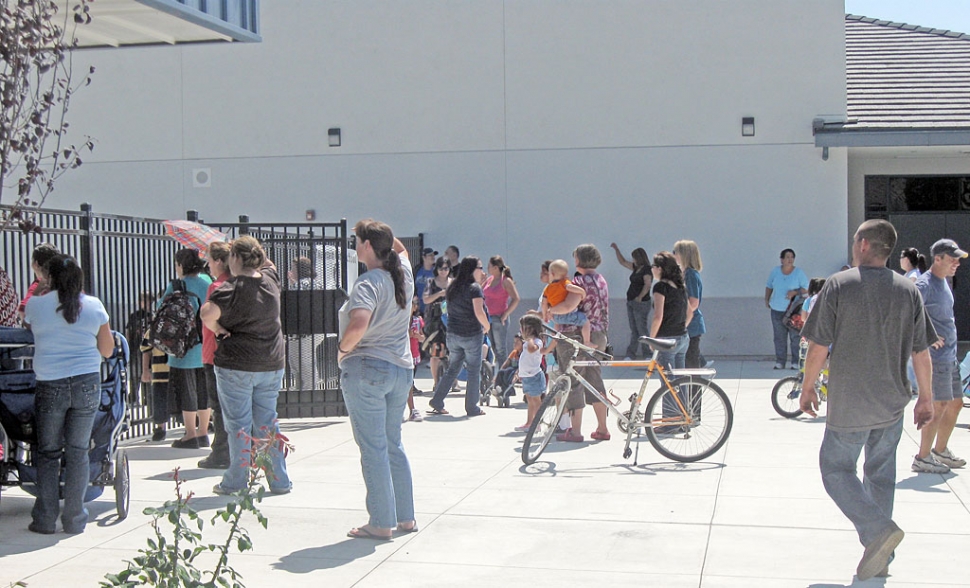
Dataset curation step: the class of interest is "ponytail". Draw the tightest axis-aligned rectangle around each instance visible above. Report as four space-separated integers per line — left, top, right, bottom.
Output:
382 250 407 309
46 254 84 324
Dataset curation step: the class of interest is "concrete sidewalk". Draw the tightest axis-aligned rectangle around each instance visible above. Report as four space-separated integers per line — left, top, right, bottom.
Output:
2 360 969 587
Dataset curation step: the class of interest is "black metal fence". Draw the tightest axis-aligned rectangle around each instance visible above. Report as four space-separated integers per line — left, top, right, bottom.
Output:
1 204 425 436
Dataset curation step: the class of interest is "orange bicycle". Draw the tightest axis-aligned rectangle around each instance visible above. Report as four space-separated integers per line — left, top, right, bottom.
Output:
522 331 734 465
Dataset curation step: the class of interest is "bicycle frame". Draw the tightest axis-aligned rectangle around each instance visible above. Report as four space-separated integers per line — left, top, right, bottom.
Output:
552 332 715 431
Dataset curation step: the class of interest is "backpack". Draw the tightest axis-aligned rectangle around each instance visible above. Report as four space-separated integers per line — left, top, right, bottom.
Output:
783 294 807 332
148 279 202 358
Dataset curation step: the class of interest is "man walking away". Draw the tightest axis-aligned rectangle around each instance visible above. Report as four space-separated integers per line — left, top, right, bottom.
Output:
912 238 967 474
800 219 935 581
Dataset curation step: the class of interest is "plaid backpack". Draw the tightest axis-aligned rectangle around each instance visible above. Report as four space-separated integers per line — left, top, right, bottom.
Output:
148 279 202 358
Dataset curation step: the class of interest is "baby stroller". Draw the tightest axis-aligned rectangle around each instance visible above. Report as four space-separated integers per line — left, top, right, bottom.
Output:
0 327 132 521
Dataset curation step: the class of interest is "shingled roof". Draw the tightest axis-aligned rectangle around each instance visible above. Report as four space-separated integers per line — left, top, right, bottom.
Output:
846 14 970 129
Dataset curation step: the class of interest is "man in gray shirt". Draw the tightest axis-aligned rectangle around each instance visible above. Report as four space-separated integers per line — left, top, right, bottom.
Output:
913 238 967 474
800 219 935 581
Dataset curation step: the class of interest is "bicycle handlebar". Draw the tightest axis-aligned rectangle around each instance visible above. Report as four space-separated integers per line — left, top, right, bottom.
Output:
542 324 613 361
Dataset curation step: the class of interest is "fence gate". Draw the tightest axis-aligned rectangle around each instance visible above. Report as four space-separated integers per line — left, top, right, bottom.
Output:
3 205 426 430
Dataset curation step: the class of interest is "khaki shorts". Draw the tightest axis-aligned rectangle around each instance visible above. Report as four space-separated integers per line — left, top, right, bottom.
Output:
555 330 608 411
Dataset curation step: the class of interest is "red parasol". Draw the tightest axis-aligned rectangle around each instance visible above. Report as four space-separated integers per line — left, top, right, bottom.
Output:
163 220 228 254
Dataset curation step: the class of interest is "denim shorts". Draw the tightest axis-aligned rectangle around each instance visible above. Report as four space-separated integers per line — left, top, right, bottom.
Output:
931 360 962 402
521 371 546 397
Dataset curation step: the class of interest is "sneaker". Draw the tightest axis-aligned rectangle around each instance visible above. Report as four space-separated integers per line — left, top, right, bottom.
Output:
151 427 166 442
269 483 293 495
773 363 785 370
931 448 966 468
198 455 230 469
212 483 240 496
912 453 950 474
409 409 424 422
857 523 904 581
171 436 200 449
514 424 530 432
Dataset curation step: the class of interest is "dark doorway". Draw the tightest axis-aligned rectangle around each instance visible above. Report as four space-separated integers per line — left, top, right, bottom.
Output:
867 175 970 340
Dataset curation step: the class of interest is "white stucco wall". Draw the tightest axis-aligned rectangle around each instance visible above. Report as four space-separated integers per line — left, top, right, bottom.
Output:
54 0 848 356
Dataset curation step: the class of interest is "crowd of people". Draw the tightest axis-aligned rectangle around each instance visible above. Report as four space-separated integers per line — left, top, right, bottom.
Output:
4 216 967 583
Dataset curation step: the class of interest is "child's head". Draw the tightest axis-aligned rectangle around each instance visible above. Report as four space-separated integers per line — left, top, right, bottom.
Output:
808 277 826 296
519 314 543 339
512 333 524 351
548 259 570 281
411 295 420 314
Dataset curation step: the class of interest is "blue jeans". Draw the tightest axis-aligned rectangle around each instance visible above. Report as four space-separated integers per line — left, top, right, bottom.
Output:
770 309 799 366
213 367 289 492
656 335 689 418
340 356 415 529
487 316 509 369
32 372 100 533
656 334 689 371
819 417 903 547
625 300 652 359
430 332 484 415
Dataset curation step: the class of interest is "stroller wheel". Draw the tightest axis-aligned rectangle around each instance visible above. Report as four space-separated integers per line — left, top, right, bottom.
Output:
502 395 511 408
114 449 131 521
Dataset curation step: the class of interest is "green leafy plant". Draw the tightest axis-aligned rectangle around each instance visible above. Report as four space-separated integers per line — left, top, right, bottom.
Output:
102 427 294 588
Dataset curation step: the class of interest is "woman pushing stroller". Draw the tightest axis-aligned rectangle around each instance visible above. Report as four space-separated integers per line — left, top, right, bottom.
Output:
23 254 115 534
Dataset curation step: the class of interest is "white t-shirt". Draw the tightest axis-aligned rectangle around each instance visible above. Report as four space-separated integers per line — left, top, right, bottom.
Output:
518 337 543 377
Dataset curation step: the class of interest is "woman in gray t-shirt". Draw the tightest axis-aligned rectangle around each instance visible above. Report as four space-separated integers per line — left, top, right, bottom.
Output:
338 219 417 541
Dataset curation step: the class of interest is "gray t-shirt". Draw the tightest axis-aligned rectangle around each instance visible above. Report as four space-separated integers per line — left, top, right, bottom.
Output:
339 261 415 369
915 272 957 364
801 266 933 433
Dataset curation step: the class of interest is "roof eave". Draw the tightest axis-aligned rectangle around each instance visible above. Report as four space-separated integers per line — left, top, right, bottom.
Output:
814 126 970 148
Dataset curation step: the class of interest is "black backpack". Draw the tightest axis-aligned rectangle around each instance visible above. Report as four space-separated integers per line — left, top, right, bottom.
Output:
148 279 202 358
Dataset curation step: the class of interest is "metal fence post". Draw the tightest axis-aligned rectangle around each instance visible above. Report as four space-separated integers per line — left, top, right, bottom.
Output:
239 214 250 235
78 203 95 298
186 210 199 222
339 218 348 295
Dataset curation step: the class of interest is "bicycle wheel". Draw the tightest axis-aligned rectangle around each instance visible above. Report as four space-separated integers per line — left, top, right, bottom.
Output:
771 376 803 418
644 376 733 463
522 375 571 465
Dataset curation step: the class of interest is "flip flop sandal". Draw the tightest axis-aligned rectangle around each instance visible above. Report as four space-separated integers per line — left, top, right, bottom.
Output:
395 524 419 534
426 407 450 415
347 527 392 541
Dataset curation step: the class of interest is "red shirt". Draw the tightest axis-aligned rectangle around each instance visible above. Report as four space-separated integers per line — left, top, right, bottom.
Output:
202 272 230 365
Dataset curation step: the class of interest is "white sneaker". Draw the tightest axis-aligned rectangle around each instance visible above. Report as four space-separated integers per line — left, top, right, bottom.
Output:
931 448 966 468
773 362 785 370
409 409 424 422
912 453 950 474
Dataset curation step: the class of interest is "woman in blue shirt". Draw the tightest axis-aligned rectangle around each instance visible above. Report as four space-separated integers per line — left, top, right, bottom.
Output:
24 255 114 534
765 248 808 369
161 249 212 449
674 240 707 368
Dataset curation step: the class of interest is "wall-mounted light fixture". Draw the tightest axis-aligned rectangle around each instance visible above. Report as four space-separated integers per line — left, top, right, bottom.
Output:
328 128 341 147
305 209 316 221
741 117 755 137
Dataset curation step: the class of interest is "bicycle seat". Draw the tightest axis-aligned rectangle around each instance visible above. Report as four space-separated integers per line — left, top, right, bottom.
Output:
638 336 677 351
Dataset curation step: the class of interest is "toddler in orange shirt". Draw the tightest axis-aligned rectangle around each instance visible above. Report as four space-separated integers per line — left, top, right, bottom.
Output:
541 259 591 344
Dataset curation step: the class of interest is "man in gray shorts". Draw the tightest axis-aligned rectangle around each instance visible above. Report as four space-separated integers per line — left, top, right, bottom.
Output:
913 238 968 474
800 219 935 581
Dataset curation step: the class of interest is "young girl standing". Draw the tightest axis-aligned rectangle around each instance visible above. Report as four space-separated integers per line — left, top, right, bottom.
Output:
515 315 547 432
406 296 424 422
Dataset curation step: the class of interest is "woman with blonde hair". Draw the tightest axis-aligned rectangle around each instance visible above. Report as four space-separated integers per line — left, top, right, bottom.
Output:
673 240 706 368
201 236 290 495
